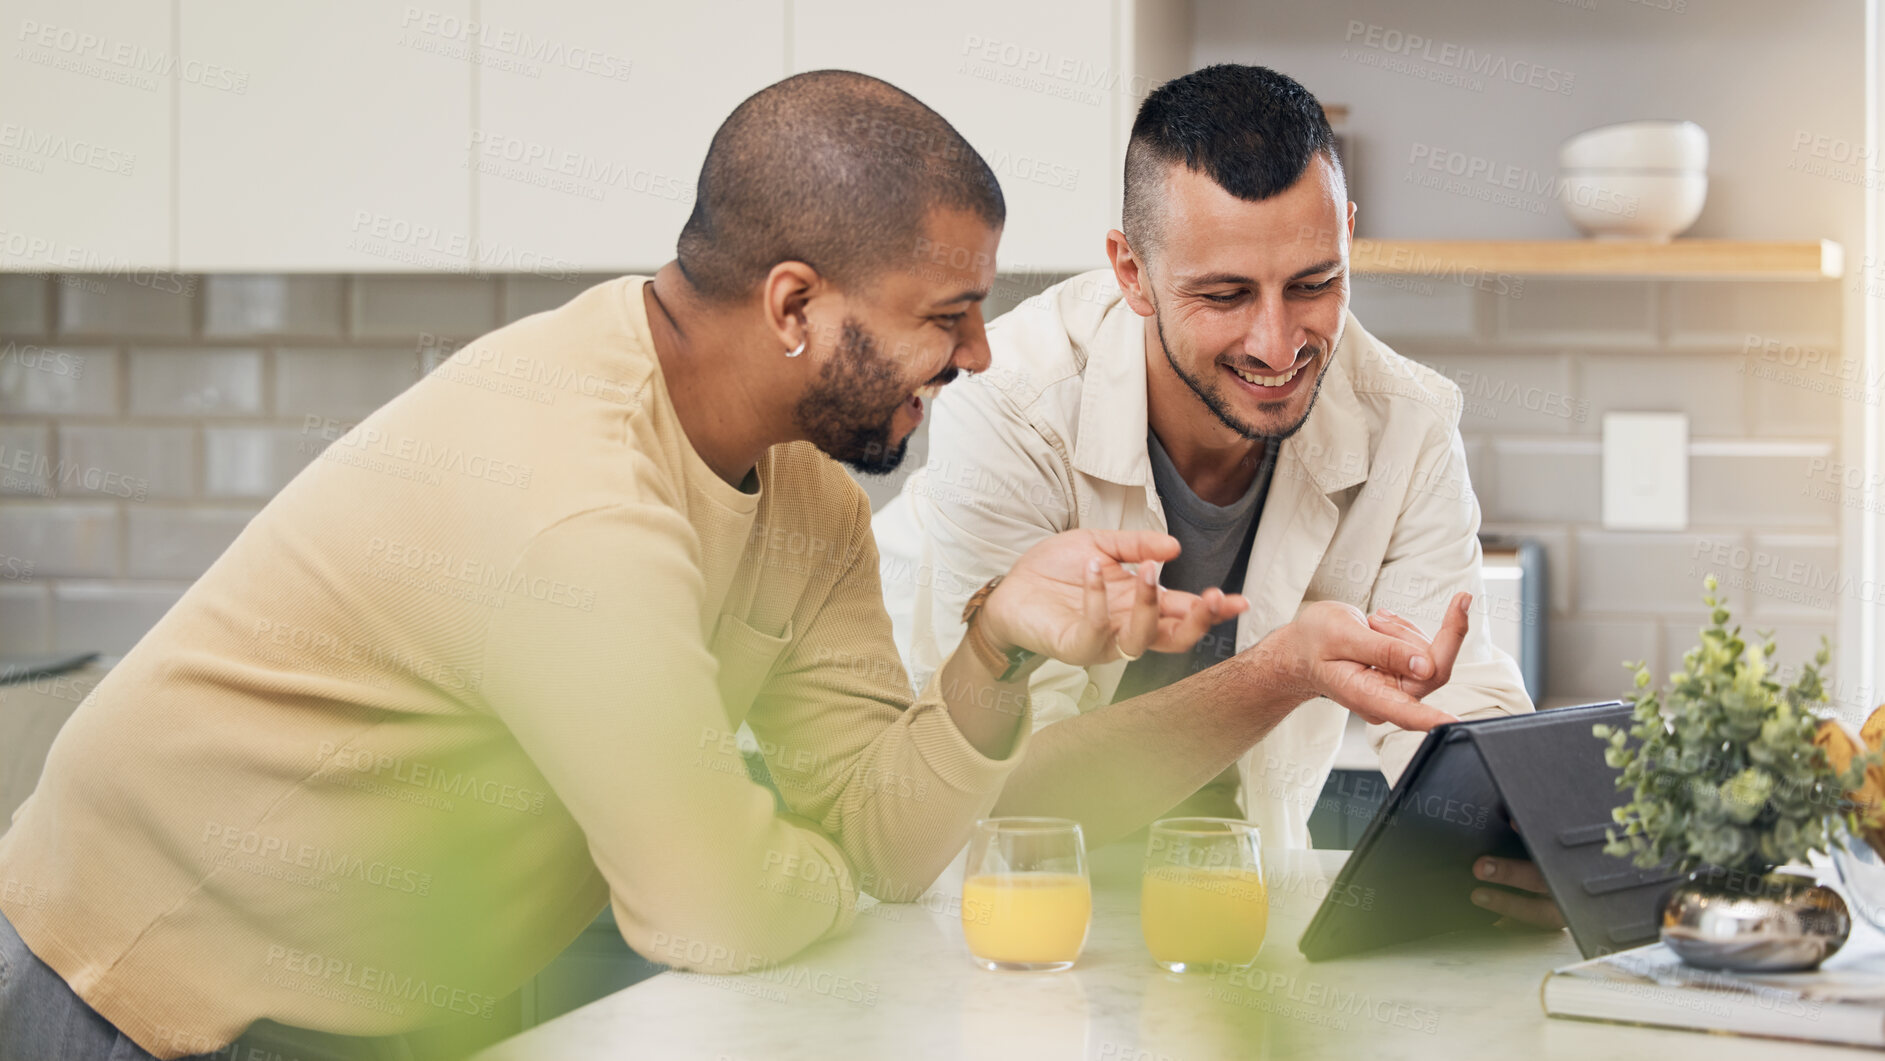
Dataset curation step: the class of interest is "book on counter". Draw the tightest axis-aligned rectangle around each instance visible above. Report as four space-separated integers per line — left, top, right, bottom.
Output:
1541 935 1885 1048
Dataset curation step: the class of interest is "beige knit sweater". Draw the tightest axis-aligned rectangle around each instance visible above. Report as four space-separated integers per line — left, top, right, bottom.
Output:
0 277 1026 1057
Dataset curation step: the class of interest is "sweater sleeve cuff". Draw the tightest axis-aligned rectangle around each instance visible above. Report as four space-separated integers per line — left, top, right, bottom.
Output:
903 667 1034 795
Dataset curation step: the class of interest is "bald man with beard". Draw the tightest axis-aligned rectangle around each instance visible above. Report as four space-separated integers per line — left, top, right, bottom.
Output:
0 71 1294 1061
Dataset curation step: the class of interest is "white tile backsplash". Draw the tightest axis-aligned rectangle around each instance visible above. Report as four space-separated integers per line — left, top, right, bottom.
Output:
57 425 195 500
351 276 498 340
126 506 256 579
0 584 50 653
0 503 119 578
0 276 48 334
1495 279 1657 346
275 348 421 421
0 271 1854 699
50 581 187 655
0 346 119 415
204 276 345 339
203 426 318 498
129 349 265 417
56 277 197 338
0 423 53 498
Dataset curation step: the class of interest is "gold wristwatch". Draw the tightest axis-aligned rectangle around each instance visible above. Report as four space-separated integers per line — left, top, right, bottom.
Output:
960 575 1037 682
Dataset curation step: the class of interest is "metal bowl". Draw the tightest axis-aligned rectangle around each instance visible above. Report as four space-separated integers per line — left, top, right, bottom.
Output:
1660 867 1850 972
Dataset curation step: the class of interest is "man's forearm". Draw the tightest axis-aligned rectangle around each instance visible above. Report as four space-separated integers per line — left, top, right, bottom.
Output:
934 637 1041 760
990 637 1308 848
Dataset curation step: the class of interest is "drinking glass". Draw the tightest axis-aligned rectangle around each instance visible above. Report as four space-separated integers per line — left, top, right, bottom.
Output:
1140 817 1267 972
961 817 1091 971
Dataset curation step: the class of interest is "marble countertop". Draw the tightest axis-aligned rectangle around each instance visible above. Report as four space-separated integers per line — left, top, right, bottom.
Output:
475 842 1858 1061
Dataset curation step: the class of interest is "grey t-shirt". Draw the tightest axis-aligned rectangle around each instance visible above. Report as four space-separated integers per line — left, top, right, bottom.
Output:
1113 431 1276 703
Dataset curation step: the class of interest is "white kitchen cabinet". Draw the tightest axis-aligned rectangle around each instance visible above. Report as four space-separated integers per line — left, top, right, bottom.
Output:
0 0 174 270
176 1 473 272
4 1 1188 275
474 3 786 273
790 0 1122 275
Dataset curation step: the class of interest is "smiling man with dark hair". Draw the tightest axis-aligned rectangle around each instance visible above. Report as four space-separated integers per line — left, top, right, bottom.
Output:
879 63 1551 924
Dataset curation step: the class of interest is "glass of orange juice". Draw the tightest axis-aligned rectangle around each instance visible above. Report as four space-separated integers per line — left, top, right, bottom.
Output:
1140 817 1267 973
960 817 1091 971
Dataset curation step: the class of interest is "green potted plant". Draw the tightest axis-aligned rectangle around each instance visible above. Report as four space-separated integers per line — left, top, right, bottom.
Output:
1595 576 1870 971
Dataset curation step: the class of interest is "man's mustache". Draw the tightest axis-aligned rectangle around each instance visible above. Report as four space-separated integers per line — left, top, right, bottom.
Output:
1222 344 1322 376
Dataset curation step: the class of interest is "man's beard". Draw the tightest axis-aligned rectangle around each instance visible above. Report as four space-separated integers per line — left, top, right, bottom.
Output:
793 317 949 475
1154 310 1327 442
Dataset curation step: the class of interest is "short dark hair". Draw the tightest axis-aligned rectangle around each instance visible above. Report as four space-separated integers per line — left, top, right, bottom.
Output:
1122 64 1342 254
676 70 1005 301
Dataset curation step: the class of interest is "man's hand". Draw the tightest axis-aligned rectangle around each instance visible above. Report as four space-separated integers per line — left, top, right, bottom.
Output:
1365 593 1471 701
1472 853 1566 931
979 529 1249 666
1249 596 1467 733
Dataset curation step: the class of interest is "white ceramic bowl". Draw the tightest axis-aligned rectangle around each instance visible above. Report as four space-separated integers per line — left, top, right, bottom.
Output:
1560 120 1709 172
1559 169 1707 240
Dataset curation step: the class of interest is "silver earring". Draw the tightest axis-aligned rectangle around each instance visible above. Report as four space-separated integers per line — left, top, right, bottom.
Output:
786 339 805 358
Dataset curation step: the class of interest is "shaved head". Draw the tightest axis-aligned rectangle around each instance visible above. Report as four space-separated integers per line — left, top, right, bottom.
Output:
676 70 1005 300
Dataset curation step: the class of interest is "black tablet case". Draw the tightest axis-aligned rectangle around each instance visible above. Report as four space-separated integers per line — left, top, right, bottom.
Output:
1298 702 1680 962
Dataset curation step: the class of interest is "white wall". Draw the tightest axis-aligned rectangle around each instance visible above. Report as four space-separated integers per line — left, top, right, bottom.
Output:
1191 0 1871 709
1191 0 1863 244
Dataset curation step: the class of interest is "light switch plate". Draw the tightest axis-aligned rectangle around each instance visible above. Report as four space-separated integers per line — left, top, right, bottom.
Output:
1602 412 1688 530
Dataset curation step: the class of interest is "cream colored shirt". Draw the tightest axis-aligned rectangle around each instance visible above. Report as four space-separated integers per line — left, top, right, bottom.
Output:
877 270 1532 850
0 277 1026 1057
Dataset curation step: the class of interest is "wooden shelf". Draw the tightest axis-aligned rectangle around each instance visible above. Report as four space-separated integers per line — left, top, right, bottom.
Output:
1350 239 1843 280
